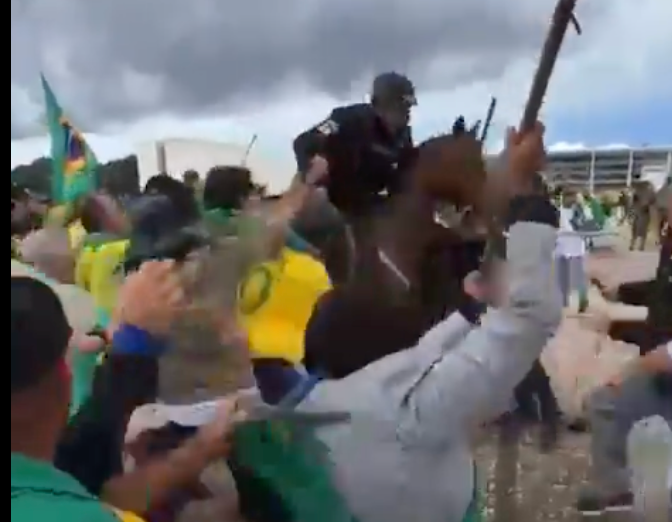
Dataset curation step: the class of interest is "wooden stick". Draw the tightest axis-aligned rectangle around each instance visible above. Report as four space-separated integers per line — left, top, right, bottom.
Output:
493 2 582 519
480 97 497 143
519 0 581 132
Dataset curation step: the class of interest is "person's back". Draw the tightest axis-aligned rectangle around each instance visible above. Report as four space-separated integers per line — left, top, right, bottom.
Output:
11 453 125 522
10 276 145 522
557 205 585 258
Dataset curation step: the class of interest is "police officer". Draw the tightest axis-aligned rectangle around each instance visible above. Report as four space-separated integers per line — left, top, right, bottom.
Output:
293 72 417 226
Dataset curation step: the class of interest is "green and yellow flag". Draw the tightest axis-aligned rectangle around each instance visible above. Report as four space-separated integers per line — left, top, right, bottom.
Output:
41 74 98 204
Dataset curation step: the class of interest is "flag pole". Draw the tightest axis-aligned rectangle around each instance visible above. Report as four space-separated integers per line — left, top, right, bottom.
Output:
241 134 258 166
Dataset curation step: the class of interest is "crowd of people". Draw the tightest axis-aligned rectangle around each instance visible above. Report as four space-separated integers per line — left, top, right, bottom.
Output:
11 72 671 522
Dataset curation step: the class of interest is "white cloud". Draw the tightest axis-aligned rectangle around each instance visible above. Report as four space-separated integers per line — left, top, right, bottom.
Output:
11 0 670 192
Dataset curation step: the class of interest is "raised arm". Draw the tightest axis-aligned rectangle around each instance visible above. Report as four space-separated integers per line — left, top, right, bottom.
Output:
399 200 562 444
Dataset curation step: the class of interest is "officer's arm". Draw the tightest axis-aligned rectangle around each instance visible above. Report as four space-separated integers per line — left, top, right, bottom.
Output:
292 108 349 175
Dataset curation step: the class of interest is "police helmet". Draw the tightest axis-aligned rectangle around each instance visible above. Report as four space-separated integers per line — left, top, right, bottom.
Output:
371 72 417 108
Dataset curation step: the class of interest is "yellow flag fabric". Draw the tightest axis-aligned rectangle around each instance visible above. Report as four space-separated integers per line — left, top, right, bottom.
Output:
75 239 128 315
109 507 146 522
238 248 331 364
68 221 87 248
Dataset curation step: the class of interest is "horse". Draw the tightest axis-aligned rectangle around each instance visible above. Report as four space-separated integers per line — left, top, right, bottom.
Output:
304 114 562 453
303 115 494 377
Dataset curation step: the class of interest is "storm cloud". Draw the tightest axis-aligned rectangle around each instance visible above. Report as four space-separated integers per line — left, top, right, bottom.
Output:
11 0 604 138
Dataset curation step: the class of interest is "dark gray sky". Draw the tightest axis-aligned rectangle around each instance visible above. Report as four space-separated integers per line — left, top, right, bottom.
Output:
11 0 604 139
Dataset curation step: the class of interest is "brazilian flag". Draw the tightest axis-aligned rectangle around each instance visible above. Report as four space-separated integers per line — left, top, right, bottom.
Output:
41 74 98 204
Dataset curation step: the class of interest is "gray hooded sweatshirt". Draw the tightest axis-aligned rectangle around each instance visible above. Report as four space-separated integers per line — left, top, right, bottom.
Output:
297 221 563 522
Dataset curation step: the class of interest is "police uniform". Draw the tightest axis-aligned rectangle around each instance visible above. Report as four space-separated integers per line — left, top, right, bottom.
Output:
293 72 416 220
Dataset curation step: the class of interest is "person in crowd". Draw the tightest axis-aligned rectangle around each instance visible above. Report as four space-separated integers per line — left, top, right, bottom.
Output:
12 261 240 521
202 163 326 257
202 165 256 215
293 122 562 522
293 71 416 244
182 170 200 193
21 228 75 283
19 227 109 416
143 174 201 227
12 182 38 239
577 197 671 515
617 189 631 225
556 189 588 310
201 163 330 399
630 181 655 251
576 342 671 515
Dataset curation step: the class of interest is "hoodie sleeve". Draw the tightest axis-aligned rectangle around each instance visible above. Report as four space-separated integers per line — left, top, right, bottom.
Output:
54 326 164 495
398 197 562 445
411 311 474 359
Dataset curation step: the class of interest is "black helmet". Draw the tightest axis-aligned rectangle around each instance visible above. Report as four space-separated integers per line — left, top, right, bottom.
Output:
371 72 417 108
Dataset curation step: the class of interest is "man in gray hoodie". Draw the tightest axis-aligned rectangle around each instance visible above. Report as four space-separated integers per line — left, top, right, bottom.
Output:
295 122 563 522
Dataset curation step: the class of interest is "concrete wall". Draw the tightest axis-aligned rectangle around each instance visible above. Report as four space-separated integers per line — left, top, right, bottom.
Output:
134 138 293 193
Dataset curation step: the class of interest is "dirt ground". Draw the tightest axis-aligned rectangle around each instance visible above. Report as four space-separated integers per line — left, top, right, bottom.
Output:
476 425 591 521
475 238 656 522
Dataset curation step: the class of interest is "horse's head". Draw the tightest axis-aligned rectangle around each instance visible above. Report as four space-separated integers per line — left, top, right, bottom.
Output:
412 115 487 212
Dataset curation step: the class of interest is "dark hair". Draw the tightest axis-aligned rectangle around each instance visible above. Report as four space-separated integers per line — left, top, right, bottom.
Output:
79 196 105 233
11 277 71 394
143 174 199 225
202 166 253 211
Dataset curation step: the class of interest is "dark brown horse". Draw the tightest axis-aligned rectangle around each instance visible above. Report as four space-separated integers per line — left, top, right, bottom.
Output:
303 117 492 377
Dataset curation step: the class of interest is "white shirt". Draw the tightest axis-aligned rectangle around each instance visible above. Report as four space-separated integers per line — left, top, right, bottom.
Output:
555 207 586 258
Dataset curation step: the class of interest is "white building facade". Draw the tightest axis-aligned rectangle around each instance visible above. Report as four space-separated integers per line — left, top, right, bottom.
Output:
544 145 671 192
134 138 294 193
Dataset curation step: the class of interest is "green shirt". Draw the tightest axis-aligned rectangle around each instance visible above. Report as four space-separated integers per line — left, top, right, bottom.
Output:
11 453 119 522
69 310 109 417
203 207 315 253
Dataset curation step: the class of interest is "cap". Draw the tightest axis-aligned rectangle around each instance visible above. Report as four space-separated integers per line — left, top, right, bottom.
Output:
11 276 72 393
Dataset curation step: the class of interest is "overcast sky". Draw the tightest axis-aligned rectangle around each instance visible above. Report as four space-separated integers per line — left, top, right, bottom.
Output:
11 0 671 190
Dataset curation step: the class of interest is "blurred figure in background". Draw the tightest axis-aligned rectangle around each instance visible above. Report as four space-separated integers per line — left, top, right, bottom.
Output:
21 228 75 284
556 189 588 310
630 181 655 251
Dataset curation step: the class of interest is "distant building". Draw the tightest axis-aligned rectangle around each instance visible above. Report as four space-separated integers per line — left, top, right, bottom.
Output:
543 145 671 192
134 138 293 194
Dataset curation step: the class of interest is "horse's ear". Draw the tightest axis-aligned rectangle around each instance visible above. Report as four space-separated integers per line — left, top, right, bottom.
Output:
452 115 466 136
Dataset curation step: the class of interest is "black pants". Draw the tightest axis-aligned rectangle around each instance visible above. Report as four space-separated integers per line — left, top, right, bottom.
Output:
514 360 560 424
